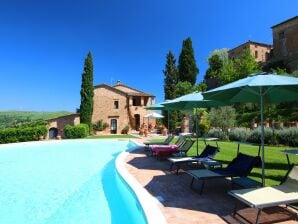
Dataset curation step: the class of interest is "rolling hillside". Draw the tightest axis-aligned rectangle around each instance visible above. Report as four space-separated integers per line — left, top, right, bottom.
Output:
0 111 72 129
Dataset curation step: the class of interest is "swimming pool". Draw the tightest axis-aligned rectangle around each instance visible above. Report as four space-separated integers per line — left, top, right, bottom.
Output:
0 139 147 224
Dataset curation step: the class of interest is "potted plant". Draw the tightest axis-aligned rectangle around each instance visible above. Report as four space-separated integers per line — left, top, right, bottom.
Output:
144 128 148 137
121 124 130 134
93 120 109 135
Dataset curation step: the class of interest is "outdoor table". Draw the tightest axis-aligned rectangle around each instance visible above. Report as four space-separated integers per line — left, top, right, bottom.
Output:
198 137 219 148
233 141 264 157
281 149 298 169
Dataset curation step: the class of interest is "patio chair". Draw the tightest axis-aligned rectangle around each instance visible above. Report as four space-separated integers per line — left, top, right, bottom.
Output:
187 153 261 194
144 135 174 152
168 144 220 174
153 139 195 159
229 165 298 224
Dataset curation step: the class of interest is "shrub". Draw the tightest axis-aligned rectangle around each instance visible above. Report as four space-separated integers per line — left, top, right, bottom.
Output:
247 127 274 144
64 124 89 139
207 128 228 140
198 123 209 137
0 128 18 143
277 127 298 147
229 128 251 142
0 125 48 144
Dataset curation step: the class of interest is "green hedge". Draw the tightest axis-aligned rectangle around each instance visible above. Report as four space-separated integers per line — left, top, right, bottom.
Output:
227 127 298 146
0 125 48 144
207 128 228 140
64 124 89 139
277 127 298 147
229 127 250 142
247 127 274 144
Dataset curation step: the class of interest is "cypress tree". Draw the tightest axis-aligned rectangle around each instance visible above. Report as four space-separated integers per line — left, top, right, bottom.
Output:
164 51 178 100
178 37 199 86
163 51 178 133
79 52 94 131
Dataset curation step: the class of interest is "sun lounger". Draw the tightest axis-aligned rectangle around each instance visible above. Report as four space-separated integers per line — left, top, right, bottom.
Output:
168 145 220 174
149 136 185 151
186 153 261 194
229 165 298 224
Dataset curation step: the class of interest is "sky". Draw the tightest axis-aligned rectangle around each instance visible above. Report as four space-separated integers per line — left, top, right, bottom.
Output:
0 0 297 112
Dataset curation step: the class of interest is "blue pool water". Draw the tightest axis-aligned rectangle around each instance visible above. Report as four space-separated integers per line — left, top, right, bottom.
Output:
0 139 147 224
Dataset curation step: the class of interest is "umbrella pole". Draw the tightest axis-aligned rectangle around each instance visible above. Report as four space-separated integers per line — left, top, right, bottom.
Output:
167 111 170 134
195 109 199 156
260 88 265 186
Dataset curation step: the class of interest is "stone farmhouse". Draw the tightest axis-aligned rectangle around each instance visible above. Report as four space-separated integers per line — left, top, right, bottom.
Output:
47 81 155 138
228 40 272 63
92 81 155 134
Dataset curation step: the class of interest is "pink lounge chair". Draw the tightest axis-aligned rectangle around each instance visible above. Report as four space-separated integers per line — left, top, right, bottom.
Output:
149 136 186 155
153 139 195 159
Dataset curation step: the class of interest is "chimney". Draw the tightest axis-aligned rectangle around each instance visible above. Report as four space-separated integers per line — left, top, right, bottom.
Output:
116 80 121 85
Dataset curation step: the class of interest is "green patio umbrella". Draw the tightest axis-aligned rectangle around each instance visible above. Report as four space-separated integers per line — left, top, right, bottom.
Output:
145 102 169 110
162 91 226 110
203 72 298 186
162 91 226 156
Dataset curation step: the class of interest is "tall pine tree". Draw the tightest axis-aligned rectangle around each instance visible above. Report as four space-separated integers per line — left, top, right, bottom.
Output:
178 37 199 86
80 52 94 131
163 51 178 132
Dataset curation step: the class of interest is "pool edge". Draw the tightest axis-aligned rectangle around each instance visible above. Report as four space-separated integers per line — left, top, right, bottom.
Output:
115 140 167 224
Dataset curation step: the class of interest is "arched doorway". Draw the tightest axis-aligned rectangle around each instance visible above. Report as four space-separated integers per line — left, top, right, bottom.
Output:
49 127 58 139
110 119 117 134
134 114 140 131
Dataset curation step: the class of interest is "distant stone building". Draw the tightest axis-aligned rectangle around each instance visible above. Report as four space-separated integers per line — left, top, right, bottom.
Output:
228 40 272 63
92 81 155 134
269 16 298 72
47 113 80 139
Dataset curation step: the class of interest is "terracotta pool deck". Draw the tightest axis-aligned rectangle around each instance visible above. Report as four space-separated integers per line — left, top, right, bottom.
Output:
125 141 297 224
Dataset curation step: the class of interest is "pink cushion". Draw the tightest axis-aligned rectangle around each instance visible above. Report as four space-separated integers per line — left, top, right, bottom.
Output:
151 145 178 153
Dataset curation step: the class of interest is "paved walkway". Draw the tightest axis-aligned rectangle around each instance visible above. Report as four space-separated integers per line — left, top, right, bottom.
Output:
124 141 297 224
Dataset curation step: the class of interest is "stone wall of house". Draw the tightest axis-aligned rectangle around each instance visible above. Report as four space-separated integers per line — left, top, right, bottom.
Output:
272 17 298 71
248 44 272 63
47 114 80 138
128 97 157 131
93 86 130 134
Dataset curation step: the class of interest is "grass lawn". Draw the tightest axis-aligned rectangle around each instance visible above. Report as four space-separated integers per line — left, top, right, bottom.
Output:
86 134 137 139
155 137 298 186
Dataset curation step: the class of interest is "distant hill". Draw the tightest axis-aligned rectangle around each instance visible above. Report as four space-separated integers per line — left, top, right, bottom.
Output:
0 111 72 129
